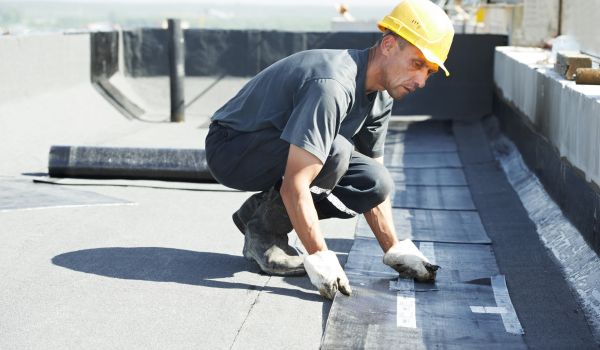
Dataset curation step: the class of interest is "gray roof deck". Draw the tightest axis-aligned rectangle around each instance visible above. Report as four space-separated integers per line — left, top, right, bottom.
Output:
1 76 598 349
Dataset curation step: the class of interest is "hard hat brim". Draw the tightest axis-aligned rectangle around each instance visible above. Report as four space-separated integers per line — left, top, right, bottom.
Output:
419 47 450 77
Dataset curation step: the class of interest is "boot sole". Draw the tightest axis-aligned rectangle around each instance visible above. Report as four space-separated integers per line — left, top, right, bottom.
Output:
246 254 306 276
243 233 306 276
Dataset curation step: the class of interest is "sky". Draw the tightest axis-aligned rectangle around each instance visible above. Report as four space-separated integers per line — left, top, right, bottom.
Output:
0 0 397 4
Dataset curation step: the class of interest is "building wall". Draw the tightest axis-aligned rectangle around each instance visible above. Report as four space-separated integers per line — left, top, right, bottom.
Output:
561 0 600 59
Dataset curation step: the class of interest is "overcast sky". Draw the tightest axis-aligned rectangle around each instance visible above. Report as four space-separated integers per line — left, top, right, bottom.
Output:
0 0 394 4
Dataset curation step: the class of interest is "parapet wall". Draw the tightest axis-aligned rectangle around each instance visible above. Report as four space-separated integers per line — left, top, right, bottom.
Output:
122 29 507 121
494 46 600 253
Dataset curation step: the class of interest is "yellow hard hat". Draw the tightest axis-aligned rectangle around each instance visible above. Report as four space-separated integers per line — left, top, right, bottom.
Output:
378 0 455 76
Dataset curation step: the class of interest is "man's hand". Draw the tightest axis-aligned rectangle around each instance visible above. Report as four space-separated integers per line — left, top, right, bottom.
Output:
304 250 352 299
383 239 440 282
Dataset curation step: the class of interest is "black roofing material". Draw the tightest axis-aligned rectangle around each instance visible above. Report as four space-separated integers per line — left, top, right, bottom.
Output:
355 209 490 244
387 168 467 186
48 146 215 182
0 179 131 212
384 132 458 154
121 31 506 121
393 35 508 120
453 120 599 349
345 238 499 282
91 31 118 80
323 120 531 348
91 32 144 119
392 185 476 211
385 121 458 157
323 278 526 350
493 92 600 255
323 237 526 349
386 152 462 168
123 29 378 77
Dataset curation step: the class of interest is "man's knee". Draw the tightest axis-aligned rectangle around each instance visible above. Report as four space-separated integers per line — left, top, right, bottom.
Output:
369 165 394 206
312 136 354 190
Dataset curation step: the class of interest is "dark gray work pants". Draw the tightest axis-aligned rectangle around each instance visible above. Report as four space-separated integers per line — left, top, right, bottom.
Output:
205 122 393 219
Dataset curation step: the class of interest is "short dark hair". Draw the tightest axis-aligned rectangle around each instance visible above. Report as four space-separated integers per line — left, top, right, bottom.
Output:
378 29 410 49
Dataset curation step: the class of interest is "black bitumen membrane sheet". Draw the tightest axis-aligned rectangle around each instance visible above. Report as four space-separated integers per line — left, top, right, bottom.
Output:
392 185 477 211
0 178 132 212
323 120 598 349
355 209 491 244
386 152 463 169
388 168 467 186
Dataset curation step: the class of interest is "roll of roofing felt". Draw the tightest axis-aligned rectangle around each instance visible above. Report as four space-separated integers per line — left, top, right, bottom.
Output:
575 68 600 85
48 146 215 182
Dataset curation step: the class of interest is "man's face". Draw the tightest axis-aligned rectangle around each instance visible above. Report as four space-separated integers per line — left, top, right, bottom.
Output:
380 37 439 100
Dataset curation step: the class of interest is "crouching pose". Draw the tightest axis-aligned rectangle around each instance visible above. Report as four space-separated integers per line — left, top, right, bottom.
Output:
206 0 454 299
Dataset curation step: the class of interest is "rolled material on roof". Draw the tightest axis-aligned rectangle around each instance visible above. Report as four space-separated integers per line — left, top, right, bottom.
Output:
48 146 215 182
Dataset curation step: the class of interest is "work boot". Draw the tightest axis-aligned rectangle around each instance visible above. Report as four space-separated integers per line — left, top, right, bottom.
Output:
243 187 306 276
232 191 265 234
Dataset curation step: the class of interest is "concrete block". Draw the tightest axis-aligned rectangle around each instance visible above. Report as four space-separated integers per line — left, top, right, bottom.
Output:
554 51 592 80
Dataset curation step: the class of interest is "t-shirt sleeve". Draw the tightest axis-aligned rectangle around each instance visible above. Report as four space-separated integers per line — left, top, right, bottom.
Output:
280 78 351 164
353 92 393 158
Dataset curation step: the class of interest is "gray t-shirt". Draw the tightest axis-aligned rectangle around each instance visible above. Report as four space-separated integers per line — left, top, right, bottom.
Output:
211 48 393 163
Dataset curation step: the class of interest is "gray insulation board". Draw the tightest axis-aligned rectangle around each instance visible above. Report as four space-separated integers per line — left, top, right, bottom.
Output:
0 179 132 212
355 209 490 244
48 146 215 182
393 185 476 211
388 168 467 186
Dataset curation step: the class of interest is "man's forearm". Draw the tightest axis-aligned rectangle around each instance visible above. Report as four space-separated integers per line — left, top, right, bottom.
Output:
363 196 398 252
280 184 327 254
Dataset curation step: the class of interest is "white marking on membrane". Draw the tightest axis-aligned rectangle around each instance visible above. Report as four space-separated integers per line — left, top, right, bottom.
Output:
470 306 507 314
491 275 525 335
394 243 435 329
397 281 417 329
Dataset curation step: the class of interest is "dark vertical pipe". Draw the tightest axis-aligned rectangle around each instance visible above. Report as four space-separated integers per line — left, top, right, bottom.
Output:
557 0 563 36
168 18 185 122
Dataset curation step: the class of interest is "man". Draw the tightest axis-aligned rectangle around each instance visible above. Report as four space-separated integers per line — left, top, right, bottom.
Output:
206 0 454 300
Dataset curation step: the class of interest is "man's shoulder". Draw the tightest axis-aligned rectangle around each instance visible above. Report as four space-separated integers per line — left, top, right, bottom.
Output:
280 49 361 78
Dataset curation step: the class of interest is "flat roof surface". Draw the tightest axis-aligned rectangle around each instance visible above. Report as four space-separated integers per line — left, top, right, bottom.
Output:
0 77 598 349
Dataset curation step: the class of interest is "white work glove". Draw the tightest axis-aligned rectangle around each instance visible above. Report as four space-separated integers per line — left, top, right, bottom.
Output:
383 240 440 282
304 250 352 300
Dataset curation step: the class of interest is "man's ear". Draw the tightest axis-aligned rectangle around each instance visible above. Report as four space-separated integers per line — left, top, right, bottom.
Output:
380 35 396 57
